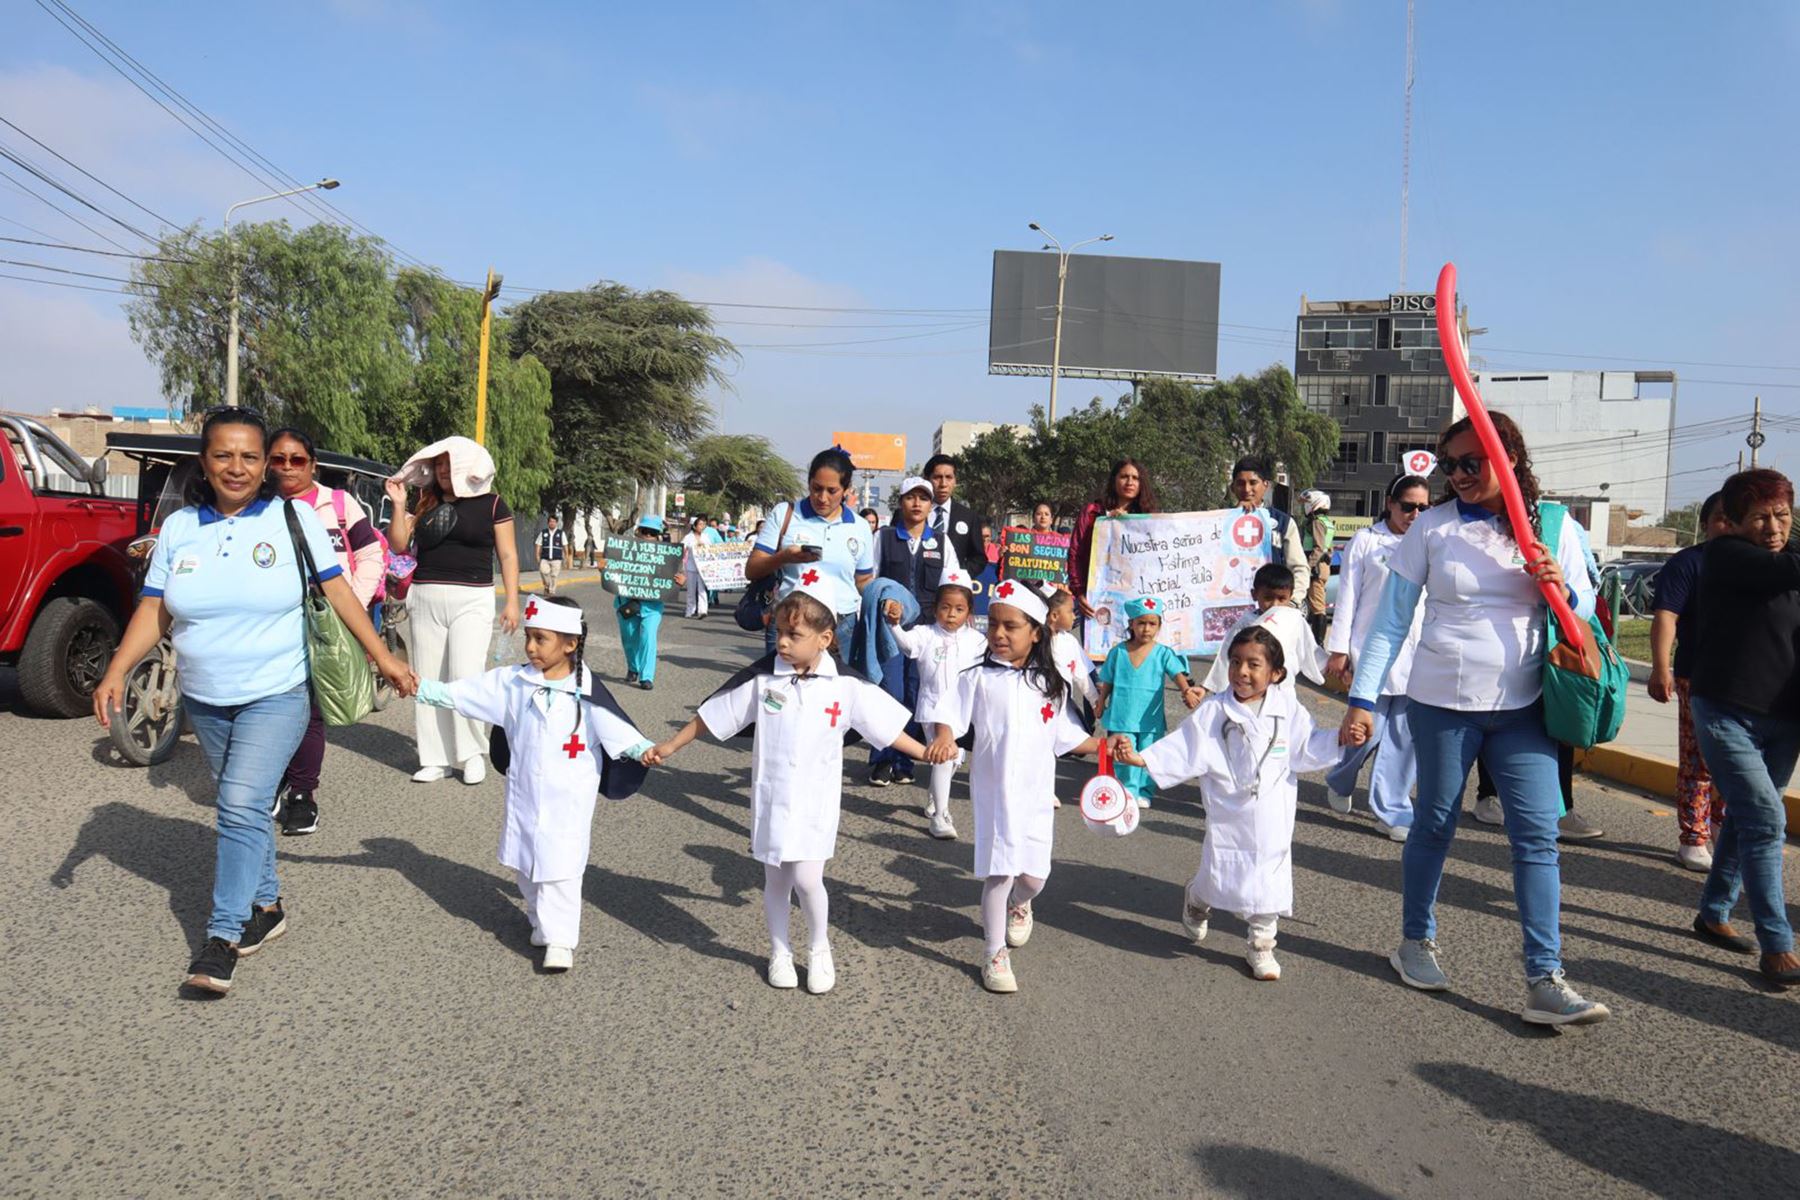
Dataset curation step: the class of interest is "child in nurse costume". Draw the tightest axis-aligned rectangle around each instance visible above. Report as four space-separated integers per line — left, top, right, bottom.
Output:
884 568 987 840
1116 626 1355 981
923 579 1103 995
415 595 653 972
1199 563 1328 700
1044 586 1099 708
647 580 936 995
1094 595 1202 807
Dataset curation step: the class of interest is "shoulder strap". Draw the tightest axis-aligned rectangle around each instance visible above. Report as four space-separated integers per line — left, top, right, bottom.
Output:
283 499 324 591
1538 501 1566 558
330 488 348 530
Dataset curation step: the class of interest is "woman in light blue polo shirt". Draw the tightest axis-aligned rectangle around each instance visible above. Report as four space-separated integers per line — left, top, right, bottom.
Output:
744 448 876 655
94 408 413 997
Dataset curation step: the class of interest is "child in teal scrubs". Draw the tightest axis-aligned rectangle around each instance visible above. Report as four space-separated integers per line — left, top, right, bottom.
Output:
610 514 685 691
1096 596 1203 806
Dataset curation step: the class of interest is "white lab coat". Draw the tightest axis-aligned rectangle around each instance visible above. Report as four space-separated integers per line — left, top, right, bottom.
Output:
890 620 988 720
698 654 910 865
1142 689 1338 916
1201 605 1328 697
1325 521 1422 696
1049 629 1100 707
435 666 646 883
926 662 1092 878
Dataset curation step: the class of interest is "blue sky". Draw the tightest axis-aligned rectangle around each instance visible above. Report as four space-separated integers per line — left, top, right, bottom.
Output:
4 0 1797 507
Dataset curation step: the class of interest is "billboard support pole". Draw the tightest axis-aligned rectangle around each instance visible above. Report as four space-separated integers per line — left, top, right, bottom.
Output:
1027 224 1113 425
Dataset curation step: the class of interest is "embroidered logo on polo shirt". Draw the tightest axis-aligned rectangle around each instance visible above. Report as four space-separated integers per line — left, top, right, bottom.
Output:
252 542 277 568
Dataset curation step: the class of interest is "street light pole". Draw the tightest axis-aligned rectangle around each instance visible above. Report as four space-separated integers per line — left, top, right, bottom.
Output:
1028 223 1113 424
223 178 340 406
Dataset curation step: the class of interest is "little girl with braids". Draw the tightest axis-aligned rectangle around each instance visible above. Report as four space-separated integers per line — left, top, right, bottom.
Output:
416 595 654 973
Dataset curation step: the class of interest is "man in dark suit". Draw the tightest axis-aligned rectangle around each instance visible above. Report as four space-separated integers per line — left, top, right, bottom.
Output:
923 453 988 574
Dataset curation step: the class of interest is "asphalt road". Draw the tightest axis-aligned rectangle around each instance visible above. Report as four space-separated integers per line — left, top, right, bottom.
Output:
2 580 1795 1199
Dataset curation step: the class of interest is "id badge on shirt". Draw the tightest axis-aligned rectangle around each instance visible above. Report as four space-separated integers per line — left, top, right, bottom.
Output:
174 557 200 576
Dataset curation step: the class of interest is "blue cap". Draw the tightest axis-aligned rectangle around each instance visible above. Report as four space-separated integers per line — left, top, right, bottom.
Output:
636 513 665 533
1123 596 1164 621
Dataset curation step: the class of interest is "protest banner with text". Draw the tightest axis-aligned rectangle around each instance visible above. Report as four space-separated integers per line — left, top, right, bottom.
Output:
601 535 686 600
1080 510 1271 659
998 527 1071 587
692 541 752 591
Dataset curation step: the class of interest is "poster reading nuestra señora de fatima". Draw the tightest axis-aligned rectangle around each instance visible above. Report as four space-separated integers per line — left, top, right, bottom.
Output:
1081 509 1272 660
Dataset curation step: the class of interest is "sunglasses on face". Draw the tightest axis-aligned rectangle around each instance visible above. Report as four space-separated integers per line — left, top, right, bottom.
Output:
1440 454 1486 478
1393 500 1429 514
268 454 311 468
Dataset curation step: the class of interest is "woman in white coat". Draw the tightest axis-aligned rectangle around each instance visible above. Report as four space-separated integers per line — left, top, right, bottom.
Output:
1322 473 1431 841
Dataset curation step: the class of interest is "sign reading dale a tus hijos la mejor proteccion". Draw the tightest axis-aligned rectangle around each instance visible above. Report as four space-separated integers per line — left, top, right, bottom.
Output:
1081 510 1271 659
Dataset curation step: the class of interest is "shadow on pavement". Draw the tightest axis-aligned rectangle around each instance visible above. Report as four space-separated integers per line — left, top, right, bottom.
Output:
326 721 424 773
51 801 214 949
1415 1062 1800 1198
281 837 535 960
87 735 216 807
1575 956 1798 1052
1191 1144 1399 1199
581 863 762 971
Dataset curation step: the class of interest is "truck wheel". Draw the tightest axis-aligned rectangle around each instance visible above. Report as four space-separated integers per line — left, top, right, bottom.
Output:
18 596 119 718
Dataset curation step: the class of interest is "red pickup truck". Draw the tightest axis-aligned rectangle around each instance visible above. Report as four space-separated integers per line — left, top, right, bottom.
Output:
0 414 137 716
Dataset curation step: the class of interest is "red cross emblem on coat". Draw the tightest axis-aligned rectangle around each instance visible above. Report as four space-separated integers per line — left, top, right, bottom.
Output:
524 600 539 620
563 732 585 759
825 701 843 728
1040 702 1055 723
995 580 1015 600
801 569 820 586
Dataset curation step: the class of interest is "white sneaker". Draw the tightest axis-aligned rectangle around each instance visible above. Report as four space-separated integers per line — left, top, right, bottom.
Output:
767 952 798 989
1005 902 1034 948
1247 942 1281 981
929 810 958 840
1377 820 1411 843
542 945 573 972
1473 795 1504 826
1676 842 1714 872
806 946 835 994
1328 792 1353 815
461 756 487 785
981 949 1018 993
411 766 449 783
1181 900 1210 943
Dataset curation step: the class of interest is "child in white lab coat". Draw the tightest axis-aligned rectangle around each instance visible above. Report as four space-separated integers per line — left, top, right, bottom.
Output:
923 579 1103 995
884 568 987 840
648 579 937 994
415 595 653 973
1199 563 1328 698
1115 626 1359 981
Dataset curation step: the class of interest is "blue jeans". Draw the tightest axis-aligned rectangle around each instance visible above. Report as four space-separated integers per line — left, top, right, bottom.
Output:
186 683 311 942
1405 700 1563 980
1326 694 1417 827
1690 696 1799 954
870 650 920 779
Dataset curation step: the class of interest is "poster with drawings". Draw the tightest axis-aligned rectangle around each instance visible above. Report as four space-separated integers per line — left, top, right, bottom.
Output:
1080 510 1271 659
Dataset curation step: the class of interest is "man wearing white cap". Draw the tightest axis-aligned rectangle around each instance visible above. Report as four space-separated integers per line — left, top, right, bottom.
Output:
866 475 952 787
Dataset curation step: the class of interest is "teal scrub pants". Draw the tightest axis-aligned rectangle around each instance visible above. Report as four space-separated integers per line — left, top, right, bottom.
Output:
615 597 664 682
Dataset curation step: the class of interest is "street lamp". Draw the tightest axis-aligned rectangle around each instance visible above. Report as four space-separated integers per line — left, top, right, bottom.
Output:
1029 222 1113 424
223 178 340 406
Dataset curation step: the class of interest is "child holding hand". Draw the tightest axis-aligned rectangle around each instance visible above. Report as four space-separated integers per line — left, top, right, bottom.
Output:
884 569 987 839
647 580 941 994
1095 596 1202 807
1115 626 1361 981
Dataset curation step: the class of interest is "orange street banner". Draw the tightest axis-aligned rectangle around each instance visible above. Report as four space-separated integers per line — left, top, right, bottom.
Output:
832 432 906 473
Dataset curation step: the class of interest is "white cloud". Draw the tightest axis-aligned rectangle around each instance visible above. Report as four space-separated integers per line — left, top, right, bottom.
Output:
661 255 865 314
0 285 160 414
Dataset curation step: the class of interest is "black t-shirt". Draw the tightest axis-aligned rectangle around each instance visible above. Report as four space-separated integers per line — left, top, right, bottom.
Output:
1690 537 1800 716
414 494 513 586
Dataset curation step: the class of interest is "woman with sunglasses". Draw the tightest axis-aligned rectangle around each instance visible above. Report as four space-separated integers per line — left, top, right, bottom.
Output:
265 428 388 835
1339 414 1611 1026
1322 474 1431 841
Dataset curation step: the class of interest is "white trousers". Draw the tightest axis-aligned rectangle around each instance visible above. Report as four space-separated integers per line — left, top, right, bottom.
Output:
410 582 495 767
516 871 583 948
685 567 708 616
1183 879 1278 949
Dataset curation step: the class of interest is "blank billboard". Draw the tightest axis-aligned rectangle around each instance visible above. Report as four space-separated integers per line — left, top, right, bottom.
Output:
989 251 1221 382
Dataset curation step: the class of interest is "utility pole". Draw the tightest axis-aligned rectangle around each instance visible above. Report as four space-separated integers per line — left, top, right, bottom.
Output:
1027 223 1113 424
473 268 503 445
1748 395 1764 469
1399 0 1415 289
223 179 340 405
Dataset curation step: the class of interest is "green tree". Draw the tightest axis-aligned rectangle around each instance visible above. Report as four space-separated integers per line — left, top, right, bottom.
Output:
1203 364 1340 494
1656 500 1703 547
680 434 800 520
126 220 410 457
507 284 735 521
394 270 554 516
956 424 1041 524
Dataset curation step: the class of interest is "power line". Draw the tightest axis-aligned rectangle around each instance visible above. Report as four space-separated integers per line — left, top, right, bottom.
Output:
0 257 143 284
0 269 132 294
0 164 137 252
0 114 179 229
0 235 190 262
0 143 156 243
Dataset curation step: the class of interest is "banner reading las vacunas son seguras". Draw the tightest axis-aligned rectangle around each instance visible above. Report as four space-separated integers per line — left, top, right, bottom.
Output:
1080 509 1272 660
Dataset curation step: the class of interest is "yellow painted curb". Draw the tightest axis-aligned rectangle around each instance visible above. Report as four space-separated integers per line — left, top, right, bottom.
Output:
1576 745 1800 835
506 573 604 595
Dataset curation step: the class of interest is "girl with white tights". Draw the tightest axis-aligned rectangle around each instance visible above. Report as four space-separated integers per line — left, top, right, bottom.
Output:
885 570 986 839
649 582 937 994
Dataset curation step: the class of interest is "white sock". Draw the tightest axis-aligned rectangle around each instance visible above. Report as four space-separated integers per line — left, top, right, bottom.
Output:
788 859 830 952
929 760 956 815
981 875 1014 958
763 863 794 957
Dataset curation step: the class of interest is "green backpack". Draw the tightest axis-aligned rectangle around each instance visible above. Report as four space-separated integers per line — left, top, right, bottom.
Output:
284 501 375 727
1537 503 1628 750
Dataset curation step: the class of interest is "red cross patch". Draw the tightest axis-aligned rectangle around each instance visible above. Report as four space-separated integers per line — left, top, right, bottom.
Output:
1040 702 1055 723
1143 598 1157 610
995 580 1015 600
1231 514 1265 550
801 569 820 586
562 732 586 759
524 600 539 620
825 701 843 728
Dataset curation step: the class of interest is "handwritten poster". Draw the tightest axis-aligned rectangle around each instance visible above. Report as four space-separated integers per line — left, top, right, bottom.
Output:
998 527 1071 586
1081 510 1271 659
692 541 752 591
601 535 685 600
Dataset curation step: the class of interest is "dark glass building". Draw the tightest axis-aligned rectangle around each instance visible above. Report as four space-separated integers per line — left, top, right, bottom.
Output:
1294 292 1464 516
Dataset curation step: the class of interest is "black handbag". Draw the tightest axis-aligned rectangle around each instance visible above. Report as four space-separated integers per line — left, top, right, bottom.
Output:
412 499 459 552
733 503 794 631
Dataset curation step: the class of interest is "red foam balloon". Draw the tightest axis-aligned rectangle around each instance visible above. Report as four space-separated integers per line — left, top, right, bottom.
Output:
1434 263 1587 654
